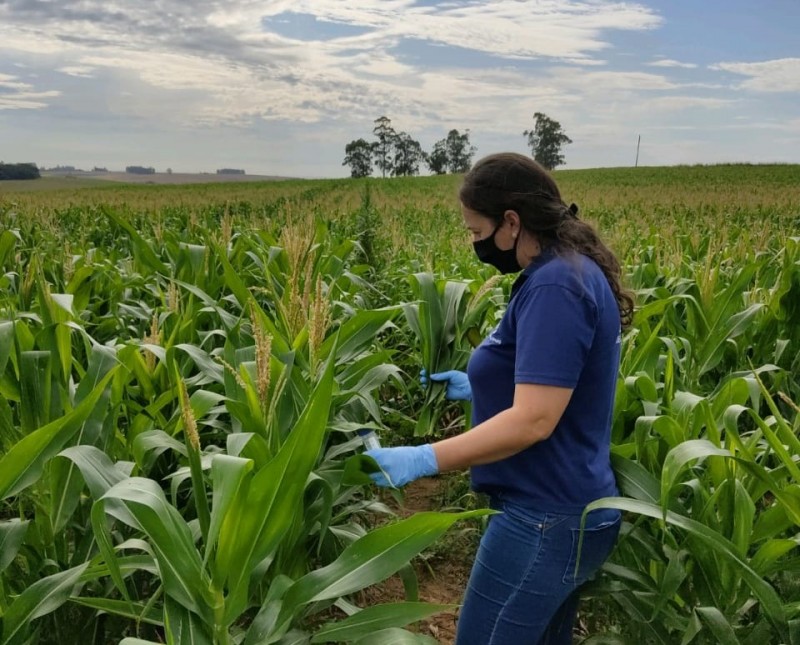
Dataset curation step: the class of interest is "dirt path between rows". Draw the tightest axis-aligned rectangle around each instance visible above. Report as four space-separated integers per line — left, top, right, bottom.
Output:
362 477 478 644
361 478 601 644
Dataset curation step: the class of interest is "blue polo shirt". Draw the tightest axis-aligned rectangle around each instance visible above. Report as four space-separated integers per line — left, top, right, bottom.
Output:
466 250 620 513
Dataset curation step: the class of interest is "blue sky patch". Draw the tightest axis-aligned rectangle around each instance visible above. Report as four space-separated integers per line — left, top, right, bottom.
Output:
262 11 372 41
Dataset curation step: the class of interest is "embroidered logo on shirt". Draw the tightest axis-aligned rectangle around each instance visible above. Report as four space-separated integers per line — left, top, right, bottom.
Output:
484 326 501 346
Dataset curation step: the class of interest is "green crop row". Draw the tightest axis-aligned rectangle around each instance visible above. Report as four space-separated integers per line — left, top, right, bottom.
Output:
1 165 799 643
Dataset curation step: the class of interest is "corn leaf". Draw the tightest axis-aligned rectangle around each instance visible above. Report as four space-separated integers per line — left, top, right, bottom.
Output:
204 454 252 564
0 563 88 645
0 229 18 270
70 597 164 626
56 445 127 499
310 602 455 643
0 519 29 574
0 320 13 376
163 596 214 645
18 350 52 433
610 452 660 504
584 497 788 640
660 440 731 518
352 628 438 644
318 307 400 364
0 368 116 499
50 345 118 532
216 351 336 624
92 477 215 623
284 510 488 608
694 607 739 645
103 207 169 275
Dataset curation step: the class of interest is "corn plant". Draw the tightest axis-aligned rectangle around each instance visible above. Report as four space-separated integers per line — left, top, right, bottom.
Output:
0 211 488 642
49 354 487 644
584 230 800 643
0 321 120 643
585 384 800 643
402 272 502 437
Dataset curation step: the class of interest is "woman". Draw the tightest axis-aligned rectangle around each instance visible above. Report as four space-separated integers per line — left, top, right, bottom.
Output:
367 152 634 644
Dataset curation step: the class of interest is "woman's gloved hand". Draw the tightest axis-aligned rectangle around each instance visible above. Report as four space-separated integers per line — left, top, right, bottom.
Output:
365 445 439 488
420 368 472 401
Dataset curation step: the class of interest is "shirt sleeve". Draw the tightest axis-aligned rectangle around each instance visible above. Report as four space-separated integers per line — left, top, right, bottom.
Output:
513 284 598 388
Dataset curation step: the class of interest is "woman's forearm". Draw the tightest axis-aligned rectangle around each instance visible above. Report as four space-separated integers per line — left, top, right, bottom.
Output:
431 407 554 472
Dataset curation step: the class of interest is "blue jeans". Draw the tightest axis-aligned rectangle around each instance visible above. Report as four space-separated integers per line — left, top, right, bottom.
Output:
455 500 621 645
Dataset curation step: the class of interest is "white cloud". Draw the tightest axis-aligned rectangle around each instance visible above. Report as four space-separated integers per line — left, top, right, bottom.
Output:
272 0 662 61
547 66 679 92
0 73 28 90
711 58 800 92
0 73 60 110
0 1 796 173
58 66 96 78
717 118 800 133
641 96 736 110
347 50 417 78
648 58 697 69
0 0 662 128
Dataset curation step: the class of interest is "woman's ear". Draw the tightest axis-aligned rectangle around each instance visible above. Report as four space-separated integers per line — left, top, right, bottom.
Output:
504 210 521 236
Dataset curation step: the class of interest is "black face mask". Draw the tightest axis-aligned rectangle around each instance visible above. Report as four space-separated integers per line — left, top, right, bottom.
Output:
473 223 521 274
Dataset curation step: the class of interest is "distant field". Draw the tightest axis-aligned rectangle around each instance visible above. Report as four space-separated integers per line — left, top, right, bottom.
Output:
64 171 295 184
0 170 295 192
0 176 113 192
2 163 798 228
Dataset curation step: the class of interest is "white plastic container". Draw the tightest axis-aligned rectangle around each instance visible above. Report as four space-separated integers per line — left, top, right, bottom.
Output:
357 429 381 451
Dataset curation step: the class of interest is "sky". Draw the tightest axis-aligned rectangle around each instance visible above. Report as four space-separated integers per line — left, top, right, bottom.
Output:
0 0 798 178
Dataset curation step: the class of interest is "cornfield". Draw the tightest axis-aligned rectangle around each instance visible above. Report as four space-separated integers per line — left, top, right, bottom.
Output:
0 163 799 644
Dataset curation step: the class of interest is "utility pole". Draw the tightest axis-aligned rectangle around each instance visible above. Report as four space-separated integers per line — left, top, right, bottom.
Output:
635 134 641 167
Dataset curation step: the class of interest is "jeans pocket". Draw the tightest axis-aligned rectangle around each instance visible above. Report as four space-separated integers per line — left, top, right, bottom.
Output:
562 510 621 585
500 502 547 529
501 503 574 535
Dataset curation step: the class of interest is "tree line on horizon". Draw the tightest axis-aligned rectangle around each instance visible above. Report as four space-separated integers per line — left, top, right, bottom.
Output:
343 112 573 178
2 112 573 182
343 116 477 179
0 162 40 180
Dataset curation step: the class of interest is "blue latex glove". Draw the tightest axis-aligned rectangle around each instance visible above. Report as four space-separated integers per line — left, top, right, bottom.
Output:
366 445 439 488
420 368 472 401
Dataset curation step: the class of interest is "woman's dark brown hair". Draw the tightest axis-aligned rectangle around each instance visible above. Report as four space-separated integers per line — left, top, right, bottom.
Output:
460 152 634 328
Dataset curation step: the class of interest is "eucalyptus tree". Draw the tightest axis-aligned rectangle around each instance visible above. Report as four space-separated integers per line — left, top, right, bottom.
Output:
372 116 396 178
524 112 572 170
427 130 476 174
426 140 448 175
392 132 425 176
343 139 373 178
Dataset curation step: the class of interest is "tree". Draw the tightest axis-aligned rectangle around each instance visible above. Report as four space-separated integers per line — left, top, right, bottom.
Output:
392 132 425 176
426 140 448 175
426 130 476 175
0 162 40 180
524 112 572 170
372 116 396 178
444 129 476 173
342 139 373 178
